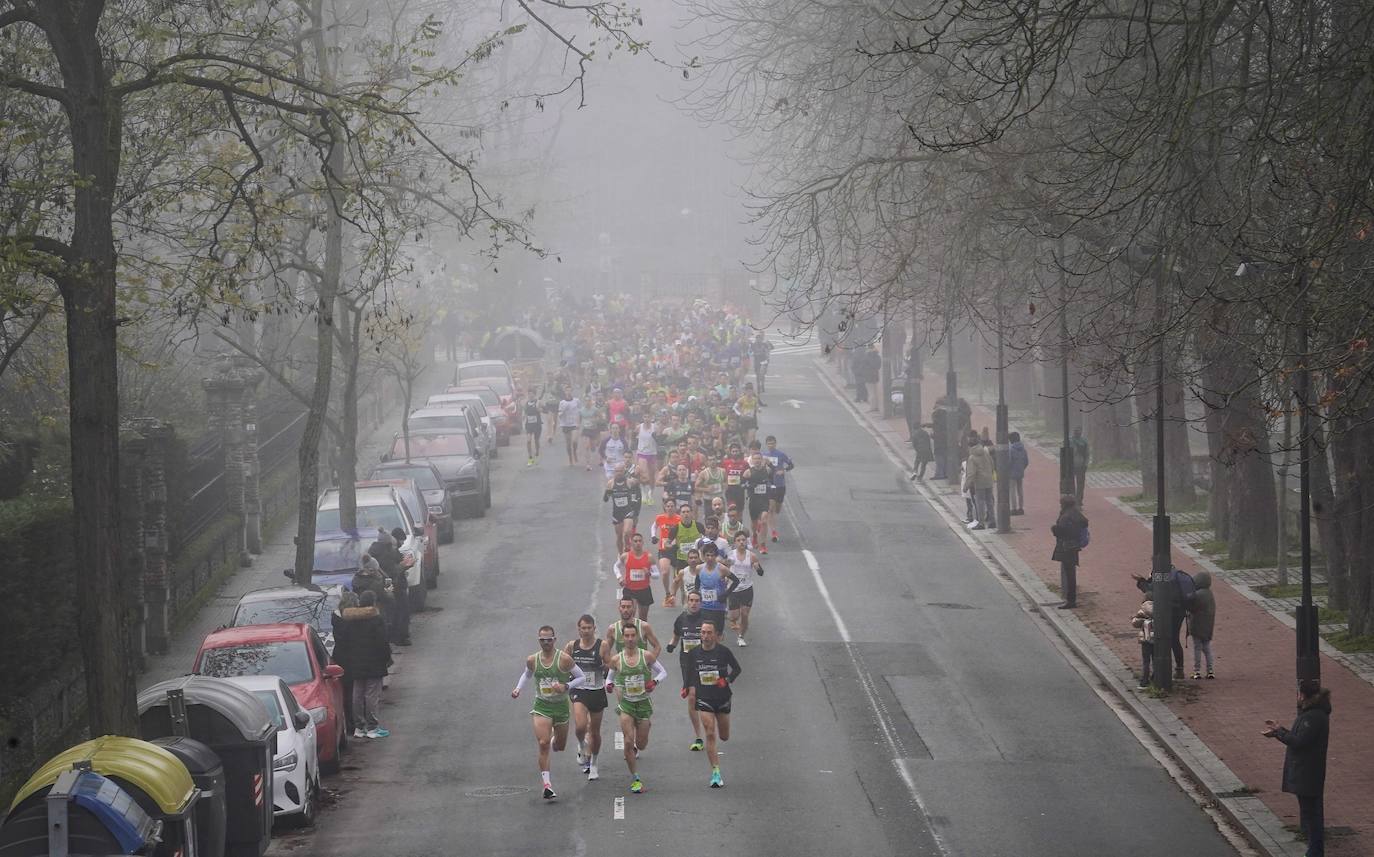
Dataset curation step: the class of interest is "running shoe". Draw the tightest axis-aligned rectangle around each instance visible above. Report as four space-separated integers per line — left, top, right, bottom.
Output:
759 545 768 555
366 727 390 738
709 768 723 788
576 748 587 768
737 637 747 647
352 728 367 739
587 765 599 781
629 776 643 794
543 785 557 800
690 738 704 752
527 458 535 467
771 530 779 542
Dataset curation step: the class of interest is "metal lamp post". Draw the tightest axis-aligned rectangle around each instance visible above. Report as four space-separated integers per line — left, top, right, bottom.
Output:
1151 252 1174 690
995 278 1012 534
945 308 962 488
1058 236 1075 496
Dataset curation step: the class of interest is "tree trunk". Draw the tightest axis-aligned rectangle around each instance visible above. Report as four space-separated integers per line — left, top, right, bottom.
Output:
1309 419 1347 610
1329 412 1373 635
336 298 363 529
50 8 138 734
1135 384 1157 499
1204 402 1229 538
1163 376 1195 507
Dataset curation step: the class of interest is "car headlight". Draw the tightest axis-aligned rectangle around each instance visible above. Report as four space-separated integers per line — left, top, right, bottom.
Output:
273 750 299 772
428 505 445 514
308 706 328 725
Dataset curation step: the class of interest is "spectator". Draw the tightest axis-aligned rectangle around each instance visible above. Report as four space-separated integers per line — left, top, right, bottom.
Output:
331 590 359 731
1070 426 1090 503
1050 495 1088 608
1263 681 1331 857
1189 570 1216 679
862 346 881 411
931 405 949 480
389 526 415 646
909 423 934 481
337 589 392 739
962 436 995 530
351 554 389 604
851 347 868 402
1132 566 1193 678
1007 431 1029 515
369 528 410 647
1130 599 1155 688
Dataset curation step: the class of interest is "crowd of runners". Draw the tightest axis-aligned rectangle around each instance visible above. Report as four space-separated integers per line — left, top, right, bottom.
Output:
510 297 792 798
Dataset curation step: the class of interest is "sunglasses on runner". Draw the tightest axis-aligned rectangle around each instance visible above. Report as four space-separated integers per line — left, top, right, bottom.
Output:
538 637 555 643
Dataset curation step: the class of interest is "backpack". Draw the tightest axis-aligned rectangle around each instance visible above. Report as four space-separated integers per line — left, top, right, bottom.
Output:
1078 526 1091 549
1172 568 1196 606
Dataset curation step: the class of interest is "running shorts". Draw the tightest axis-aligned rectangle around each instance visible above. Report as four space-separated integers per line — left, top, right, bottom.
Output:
562 425 576 435
739 416 758 431
570 688 608 713
582 427 599 439
623 586 654 608
770 486 786 505
531 698 571 725
694 695 732 715
728 587 754 609
748 497 769 521
617 698 653 721
700 610 728 635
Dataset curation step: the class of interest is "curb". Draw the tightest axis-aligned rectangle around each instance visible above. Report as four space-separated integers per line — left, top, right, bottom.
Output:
811 357 1303 857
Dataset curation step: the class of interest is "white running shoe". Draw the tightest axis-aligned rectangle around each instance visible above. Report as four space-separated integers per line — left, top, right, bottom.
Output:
737 637 748 647
587 765 599 781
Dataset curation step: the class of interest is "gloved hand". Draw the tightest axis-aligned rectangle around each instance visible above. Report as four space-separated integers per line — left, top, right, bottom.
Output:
756 565 764 576
666 642 676 653
715 677 729 688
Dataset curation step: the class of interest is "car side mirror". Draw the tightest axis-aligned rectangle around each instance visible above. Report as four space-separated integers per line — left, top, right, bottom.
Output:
293 710 312 730
324 663 345 680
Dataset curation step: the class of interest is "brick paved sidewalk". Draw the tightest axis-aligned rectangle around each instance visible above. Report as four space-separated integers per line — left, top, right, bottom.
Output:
821 360 1373 856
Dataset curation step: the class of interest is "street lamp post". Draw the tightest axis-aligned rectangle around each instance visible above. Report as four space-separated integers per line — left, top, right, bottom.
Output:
946 322 961 488
1151 252 1174 691
1058 235 1075 497
1294 273 1320 686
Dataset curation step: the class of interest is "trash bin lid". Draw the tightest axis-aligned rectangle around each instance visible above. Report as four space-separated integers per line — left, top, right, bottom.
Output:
138 675 275 742
10 735 196 816
148 736 223 776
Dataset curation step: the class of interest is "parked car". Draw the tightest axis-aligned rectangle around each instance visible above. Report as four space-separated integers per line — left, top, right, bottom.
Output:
310 529 366 589
316 484 426 610
381 431 490 518
356 477 440 595
194 623 347 773
445 384 512 445
424 393 499 453
231 585 343 654
455 358 514 389
367 459 455 543
221 675 321 826
406 404 495 458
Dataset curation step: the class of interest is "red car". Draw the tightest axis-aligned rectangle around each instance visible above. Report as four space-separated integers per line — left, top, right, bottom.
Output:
194 623 348 773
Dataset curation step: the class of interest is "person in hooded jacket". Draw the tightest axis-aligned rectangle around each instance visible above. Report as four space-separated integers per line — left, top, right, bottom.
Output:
334 589 393 739
369 528 411 647
331 591 359 731
1263 681 1331 857
1189 570 1216 679
1050 495 1088 609
1007 431 1029 515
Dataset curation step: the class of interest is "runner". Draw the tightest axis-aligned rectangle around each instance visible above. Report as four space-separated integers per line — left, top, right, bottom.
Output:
734 382 760 446
600 422 629 480
669 546 702 607
687 618 742 788
556 387 582 466
762 435 794 543
565 614 611 781
663 462 696 512
605 596 663 659
722 503 749 547
606 387 631 434
694 454 726 516
617 532 657 621
510 625 589 799
751 332 773 397
726 529 764 646
721 442 748 513
605 622 668 794
650 502 681 586
523 390 543 466
692 516 732 567
743 451 776 555
634 414 661 503
673 501 704 579
603 463 642 554
665 590 707 751
580 395 604 472
695 544 738 637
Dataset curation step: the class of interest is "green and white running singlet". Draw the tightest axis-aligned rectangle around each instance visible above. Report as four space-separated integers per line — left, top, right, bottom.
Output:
530 650 572 724
615 649 654 721
612 618 648 654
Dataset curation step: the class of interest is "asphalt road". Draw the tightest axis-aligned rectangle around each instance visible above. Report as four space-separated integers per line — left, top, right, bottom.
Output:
277 349 1241 857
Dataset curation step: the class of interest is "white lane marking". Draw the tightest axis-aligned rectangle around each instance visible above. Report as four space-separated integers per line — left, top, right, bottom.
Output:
588 506 607 618
613 796 625 820
793 522 949 856
614 731 624 750
801 550 850 642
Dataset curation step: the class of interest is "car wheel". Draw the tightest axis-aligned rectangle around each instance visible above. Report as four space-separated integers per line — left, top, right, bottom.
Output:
410 580 428 610
295 775 318 828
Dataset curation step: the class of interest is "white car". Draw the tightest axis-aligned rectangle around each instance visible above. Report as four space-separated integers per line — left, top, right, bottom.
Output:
221 675 321 827
316 484 425 594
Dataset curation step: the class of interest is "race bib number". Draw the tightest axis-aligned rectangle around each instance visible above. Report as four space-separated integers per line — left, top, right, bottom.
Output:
683 638 701 652
538 677 560 699
699 587 717 604
623 674 646 697
727 474 740 485
629 568 646 582
525 416 539 427
698 668 719 685
614 496 629 508
754 483 769 494
766 455 780 467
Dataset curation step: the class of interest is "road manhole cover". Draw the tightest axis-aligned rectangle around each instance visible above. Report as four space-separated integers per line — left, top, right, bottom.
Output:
466 786 530 798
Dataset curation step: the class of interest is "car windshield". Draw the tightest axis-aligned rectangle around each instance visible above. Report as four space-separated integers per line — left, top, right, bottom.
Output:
200 641 314 684
370 465 441 490
316 502 405 534
454 388 499 407
390 434 471 458
252 690 287 729
457 365 506 384
313 538 363 573
409 414 465 431
234 593 339 634
479 377 513 396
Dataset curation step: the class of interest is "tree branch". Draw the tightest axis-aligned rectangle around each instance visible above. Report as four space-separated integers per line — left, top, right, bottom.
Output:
0 72 71 108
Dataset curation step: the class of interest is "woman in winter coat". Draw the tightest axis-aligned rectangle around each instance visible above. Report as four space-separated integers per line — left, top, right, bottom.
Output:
1263 681 1331 857
1189 570 1216 679
1050 495 1088 609
334 589 393 738
331 591 359 731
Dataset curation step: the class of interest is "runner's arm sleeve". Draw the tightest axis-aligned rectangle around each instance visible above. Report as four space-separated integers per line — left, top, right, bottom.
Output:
513 667 533 694
604 668 616 688
564 664 588 691
723 571 740 598
725 649 742 683
651 659 669 682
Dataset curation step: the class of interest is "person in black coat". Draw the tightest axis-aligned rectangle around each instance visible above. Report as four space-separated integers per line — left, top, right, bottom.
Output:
333 590 393 737
1050 495 1087 609
1263 681 1331 857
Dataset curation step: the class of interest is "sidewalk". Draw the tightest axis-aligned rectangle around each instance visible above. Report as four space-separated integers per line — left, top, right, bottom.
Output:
816 359 1373 857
